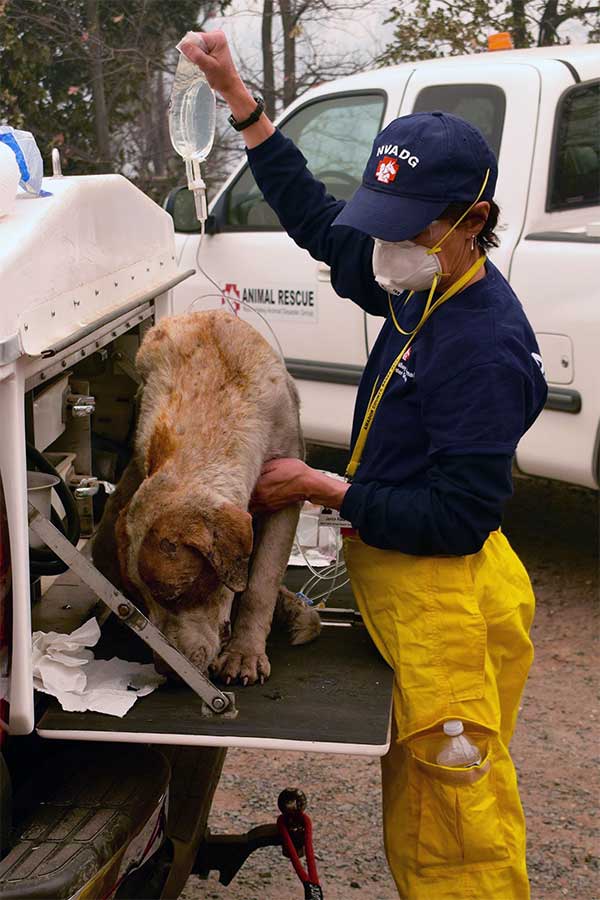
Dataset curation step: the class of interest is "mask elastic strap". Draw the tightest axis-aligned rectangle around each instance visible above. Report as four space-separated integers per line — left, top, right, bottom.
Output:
426 168 490 255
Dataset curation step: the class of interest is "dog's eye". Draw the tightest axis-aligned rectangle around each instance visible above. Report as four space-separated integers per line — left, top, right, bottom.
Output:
159 538 177 556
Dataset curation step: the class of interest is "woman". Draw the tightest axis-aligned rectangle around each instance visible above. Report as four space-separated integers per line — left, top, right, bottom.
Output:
182 30 547 899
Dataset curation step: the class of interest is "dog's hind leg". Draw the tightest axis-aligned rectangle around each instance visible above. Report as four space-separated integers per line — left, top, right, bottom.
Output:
274 586 321 646
213 503 300 685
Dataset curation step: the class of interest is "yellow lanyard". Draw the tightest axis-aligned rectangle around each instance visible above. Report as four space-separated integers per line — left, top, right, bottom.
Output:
345 254 486 479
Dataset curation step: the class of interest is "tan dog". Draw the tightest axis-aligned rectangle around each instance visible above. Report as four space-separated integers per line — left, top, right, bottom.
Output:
93 310 320 684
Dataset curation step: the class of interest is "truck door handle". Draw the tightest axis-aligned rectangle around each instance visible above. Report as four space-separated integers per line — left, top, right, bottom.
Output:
317 263 331 282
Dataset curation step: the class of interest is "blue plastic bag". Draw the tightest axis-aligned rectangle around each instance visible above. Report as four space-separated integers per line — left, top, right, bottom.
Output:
0 126 44 195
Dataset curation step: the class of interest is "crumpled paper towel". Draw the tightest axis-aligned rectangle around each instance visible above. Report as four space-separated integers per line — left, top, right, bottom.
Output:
33 618 166 717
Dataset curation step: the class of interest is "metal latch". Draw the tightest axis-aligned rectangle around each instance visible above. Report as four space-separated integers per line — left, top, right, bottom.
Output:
66 393 96 417
72 476 100 499
27 503 236 717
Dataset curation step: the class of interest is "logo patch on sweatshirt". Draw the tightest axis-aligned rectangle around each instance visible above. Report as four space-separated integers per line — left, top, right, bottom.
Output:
395 349 416 384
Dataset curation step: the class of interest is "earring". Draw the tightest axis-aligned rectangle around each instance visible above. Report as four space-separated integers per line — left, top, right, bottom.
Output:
470 235 475 251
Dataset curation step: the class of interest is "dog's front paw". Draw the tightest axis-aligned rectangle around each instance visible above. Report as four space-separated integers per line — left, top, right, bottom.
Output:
213 648 271 686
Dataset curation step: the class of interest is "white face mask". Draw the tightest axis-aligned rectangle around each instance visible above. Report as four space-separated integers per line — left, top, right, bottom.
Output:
372 238 442 294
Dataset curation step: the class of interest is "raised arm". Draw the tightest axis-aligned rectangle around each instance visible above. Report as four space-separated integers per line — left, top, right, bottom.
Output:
179 30 389 317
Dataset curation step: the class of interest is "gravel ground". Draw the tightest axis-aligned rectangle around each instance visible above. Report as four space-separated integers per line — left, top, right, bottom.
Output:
182 473 599 900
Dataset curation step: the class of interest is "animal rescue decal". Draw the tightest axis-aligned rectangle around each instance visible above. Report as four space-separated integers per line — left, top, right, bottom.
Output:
221 282 318 321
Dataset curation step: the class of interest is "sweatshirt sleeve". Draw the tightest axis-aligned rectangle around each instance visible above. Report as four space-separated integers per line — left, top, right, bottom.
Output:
247 130 389 317
340 454 513 555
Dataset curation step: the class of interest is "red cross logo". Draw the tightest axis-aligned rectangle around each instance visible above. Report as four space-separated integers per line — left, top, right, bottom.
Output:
375 157 399 184
221 282 240 314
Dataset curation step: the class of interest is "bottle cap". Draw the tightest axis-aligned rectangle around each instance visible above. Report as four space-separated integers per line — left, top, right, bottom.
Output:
443 719 464 736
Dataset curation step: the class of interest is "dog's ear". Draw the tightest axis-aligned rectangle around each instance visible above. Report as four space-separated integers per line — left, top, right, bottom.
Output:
184 503 253 592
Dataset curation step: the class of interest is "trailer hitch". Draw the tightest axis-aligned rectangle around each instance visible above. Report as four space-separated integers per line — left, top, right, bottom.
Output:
194 822 282 886
193 788 311 886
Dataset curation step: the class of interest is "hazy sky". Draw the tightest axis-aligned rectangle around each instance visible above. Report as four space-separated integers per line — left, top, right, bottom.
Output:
203 0 395 77
201 0 591 69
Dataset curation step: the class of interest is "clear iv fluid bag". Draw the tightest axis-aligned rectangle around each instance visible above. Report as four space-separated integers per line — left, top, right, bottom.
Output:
169 50 216 162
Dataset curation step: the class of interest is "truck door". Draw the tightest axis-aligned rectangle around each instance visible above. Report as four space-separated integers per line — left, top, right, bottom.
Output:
509 78 600 488
366 62 541 351
175 91 386 371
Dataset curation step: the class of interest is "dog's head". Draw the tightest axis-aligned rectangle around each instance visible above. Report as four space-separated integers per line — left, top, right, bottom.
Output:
119 480 253 611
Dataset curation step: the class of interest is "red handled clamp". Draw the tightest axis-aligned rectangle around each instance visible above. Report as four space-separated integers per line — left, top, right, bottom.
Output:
277 789 323 899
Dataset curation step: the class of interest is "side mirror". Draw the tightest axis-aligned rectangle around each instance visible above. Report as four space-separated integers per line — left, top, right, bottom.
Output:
204 212 219 235
163 185 219 235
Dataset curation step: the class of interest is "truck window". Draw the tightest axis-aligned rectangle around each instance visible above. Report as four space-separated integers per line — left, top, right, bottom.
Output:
412 84 506 157
548 80 600 212
225 92 385 229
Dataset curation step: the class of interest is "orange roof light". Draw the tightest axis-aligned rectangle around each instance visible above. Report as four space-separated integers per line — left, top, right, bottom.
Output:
488 32 514 51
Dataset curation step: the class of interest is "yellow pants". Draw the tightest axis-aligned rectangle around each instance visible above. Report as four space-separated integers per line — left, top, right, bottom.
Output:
344 530 534 900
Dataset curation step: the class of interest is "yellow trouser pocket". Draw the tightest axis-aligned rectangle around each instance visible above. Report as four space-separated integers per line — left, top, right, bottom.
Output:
410 733 509 872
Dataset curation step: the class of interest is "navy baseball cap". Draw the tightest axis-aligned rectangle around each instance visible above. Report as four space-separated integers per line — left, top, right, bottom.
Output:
331 111 498 241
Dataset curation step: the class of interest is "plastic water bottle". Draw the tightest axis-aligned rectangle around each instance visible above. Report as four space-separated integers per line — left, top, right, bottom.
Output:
436 720 482 768
169 34 216 163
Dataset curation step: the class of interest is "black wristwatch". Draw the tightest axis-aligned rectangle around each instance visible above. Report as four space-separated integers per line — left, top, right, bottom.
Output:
228 97 265 132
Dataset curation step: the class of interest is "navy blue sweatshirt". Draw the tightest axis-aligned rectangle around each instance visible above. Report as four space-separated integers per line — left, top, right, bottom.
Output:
247 130 548 555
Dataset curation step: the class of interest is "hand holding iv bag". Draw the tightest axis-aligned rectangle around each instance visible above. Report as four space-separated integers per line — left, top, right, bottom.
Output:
169 32 216 223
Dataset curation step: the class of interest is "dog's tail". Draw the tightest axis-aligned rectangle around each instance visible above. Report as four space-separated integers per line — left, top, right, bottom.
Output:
274 586 321 646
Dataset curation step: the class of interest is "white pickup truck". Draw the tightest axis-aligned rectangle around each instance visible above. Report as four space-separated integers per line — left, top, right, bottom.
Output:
169 43 600 490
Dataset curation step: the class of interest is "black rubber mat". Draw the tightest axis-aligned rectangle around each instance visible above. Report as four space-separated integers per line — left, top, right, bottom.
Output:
37 621 393 751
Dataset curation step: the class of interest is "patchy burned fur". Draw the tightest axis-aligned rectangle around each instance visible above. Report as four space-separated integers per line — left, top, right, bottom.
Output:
93 311 320 682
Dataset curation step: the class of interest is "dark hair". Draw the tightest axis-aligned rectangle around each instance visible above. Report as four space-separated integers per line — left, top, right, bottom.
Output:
440 199 501 252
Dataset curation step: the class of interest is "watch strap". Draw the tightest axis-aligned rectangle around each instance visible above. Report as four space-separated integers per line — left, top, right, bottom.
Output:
228 97 265 132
